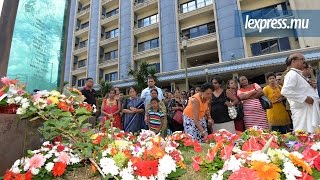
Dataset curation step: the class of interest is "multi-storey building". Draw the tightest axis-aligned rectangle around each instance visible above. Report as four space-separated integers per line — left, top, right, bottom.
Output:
64 0 320 91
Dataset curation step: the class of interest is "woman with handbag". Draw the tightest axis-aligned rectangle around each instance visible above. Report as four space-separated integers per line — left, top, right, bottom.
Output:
263 73 290 134
237 76 268 130
211 76 239 133
227 79 245 132
101 88 122 131
168 89 185 132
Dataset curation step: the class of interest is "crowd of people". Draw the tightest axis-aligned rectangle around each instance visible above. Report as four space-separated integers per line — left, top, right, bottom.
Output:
80 52 320 142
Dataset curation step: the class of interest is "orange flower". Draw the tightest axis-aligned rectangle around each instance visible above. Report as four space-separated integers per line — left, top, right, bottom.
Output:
110 148 118 156
91 163 97 173
178 160 186 169
52 162 67 177
57 101 68 111
251 161 281 180
289 153 312 174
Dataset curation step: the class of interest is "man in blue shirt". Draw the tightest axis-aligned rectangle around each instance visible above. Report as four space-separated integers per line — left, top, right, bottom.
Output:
141 76 164 109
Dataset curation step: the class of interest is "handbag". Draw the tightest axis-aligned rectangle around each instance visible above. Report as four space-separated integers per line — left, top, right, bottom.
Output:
224 90 237 119
260 95 272 110
173 110 183 124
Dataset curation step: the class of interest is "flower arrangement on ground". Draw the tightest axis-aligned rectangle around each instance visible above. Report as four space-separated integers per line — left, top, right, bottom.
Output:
4 141 81 180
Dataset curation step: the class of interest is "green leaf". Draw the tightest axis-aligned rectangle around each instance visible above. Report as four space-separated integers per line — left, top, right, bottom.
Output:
312 168 320 179
59 111 72 117
78 115 90 125
167 168 186 179
75 107 91 115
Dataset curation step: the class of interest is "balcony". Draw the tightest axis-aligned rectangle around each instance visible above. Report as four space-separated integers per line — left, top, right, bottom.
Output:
133 0 158 14
100 36 118 47
180 33 217 49
101 14 119 26
77 5 90 20
179 4 213 22
72 62 87 75
99 58 118 69
102 0 119 6
74 43 88 56
133 47 160 60
75 24 89 37
134 22 159 36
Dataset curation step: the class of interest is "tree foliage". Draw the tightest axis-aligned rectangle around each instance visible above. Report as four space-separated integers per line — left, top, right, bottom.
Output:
128 61 158 92
99 79 113 97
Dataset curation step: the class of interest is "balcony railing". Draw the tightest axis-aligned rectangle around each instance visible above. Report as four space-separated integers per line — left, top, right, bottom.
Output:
78 4 90 13
75 41 88 50
77 60 87 68
99 57 118 64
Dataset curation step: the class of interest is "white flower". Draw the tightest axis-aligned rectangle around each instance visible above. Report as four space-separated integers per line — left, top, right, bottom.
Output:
70 154 80 164
100 158 119 176
21 98 28 104
21 102 30 109
6 98 15 104
23 161 30 171
291 151 304 159
32 150 41 154
43 141 50 146
165 146 176 153
31 168 40 175
311 142 320 151
16 108 26 115
45 162 54 172
283 161 302 180
11 167 21 174
92 104 97 113
224 155 243 172
158 155 176 176
249 151 270 163
119 168 135 180
211 170 224 180
12 159 21 168
49 90 61 97
44 153 53 159
14 96 23 103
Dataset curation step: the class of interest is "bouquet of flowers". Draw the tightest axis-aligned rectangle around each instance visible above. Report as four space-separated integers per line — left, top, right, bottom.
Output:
4 141 81 180
0 76 27 113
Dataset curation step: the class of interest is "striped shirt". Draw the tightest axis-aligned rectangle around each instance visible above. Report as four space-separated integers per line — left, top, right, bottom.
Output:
148 109 164 132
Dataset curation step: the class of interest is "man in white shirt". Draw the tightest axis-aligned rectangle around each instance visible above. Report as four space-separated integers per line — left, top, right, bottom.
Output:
281 53 320 133
141 76 164 108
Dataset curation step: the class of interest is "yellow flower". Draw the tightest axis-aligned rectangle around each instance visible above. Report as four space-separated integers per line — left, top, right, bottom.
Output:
178 161 186 169
251 161 281 180
289 153 312 174
47 96 59 105
268 149 285 164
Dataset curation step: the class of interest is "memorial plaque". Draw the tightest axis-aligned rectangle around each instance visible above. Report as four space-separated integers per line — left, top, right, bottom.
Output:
7 0 68 92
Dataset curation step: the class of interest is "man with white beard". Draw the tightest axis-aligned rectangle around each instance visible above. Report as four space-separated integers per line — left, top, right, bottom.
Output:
281 53 320 133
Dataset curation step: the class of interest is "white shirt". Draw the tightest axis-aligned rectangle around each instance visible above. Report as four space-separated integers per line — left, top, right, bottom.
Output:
140 86 164 106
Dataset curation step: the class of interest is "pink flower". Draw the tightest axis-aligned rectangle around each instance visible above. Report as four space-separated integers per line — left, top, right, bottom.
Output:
58 152 70 165
28 154 46 169
32 93 41 101
1 77 11 85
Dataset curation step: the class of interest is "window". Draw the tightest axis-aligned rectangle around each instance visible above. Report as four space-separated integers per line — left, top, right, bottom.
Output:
242 2 291 21
79 40 87 48
81 22 89 29
251 37 291 56
138 38 159 52
105 50 118 60
78 59 87 68
106 8 119 18
105 72 118 82
182 22 215 39
137 14 158 28
105 28 119 39
180 0 213 13
148 63 160 73
77 79 85 87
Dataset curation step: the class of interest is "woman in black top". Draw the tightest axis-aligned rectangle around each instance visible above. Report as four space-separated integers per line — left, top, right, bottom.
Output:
211 76 238 133
168 89 185 132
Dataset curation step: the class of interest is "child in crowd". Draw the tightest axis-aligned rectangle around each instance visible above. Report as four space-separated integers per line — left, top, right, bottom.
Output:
146 97 164 134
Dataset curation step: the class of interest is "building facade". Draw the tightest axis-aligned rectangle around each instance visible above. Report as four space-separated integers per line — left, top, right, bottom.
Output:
65 0 320 91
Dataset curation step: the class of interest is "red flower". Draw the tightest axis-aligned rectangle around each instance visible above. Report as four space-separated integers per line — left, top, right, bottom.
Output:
242 137 263 152
53 136 62 143
228 167 260 180
52 162 67 177
192 161 200 172
58 102 68 111
221 144 234 160
302 146 320 164
4 170 15 180
133 160 158 177
92 135 103 145
207 133 214 140
313 155 320 171
57 145 65 152
183 138 193 147
24 171 32 180
193 141 202 153
297 172 314 180
170 150 182 162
